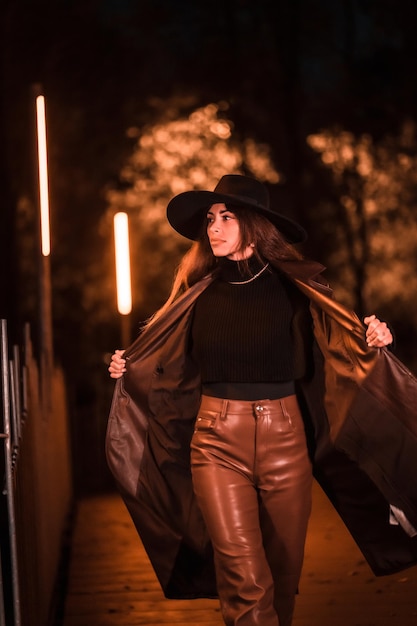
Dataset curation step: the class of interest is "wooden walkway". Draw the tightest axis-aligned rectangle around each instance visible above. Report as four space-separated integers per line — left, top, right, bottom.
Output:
62 482 417 626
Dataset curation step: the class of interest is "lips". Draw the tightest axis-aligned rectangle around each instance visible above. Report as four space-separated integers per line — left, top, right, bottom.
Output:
209 239 225 245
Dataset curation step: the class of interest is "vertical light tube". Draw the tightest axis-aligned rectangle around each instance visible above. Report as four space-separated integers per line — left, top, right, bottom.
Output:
114 212 132 316
34 86 54 380
36 95 51 257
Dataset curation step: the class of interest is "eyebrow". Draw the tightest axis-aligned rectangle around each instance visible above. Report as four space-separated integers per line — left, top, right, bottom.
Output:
206 207 233 216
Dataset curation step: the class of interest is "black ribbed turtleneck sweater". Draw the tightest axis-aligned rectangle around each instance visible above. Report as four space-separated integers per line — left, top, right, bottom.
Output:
191 256 296 398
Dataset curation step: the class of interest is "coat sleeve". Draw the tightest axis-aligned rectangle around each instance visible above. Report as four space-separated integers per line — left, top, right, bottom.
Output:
294 277 417 576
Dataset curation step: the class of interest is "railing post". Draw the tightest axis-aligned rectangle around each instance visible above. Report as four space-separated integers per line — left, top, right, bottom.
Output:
1 319 21 626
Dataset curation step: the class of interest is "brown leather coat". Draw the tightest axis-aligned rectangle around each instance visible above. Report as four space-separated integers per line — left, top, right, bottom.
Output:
106 259 417 598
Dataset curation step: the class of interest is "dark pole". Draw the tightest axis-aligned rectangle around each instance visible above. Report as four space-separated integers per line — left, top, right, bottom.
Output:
33 84 54 406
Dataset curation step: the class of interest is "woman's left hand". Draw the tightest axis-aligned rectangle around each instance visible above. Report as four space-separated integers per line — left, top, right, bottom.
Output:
108 349 127 378
364 315 393 347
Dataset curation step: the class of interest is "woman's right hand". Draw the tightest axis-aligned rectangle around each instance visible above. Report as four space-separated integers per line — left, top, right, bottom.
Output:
108 349 127 378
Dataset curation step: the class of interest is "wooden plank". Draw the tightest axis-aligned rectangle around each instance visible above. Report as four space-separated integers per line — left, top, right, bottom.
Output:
63 493 222 625
62 483 417 625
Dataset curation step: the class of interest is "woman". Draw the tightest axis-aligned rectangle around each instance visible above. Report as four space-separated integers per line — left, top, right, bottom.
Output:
108 174 395 626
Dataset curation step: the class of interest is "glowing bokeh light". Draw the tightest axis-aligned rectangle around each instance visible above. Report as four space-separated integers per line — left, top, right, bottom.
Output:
114 212 132 315
36 95 51 256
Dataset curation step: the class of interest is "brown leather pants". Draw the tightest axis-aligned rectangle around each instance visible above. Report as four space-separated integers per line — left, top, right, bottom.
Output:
191 395 312 626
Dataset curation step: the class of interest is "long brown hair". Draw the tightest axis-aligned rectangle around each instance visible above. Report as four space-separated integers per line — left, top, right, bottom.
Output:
146 204 304 326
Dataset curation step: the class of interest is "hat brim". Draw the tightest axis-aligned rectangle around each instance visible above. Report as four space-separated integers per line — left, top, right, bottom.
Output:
166 190 307 243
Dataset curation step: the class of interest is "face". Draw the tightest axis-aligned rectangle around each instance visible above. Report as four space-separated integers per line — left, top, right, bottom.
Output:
206 203 253 260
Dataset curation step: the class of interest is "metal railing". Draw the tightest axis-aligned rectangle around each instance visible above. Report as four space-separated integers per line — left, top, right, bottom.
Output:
0 319 73 626
1 319 24 626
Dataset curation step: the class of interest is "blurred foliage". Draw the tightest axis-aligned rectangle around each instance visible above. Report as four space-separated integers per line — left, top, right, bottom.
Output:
103 100 281 328
306 122 417 367
307 122 417 307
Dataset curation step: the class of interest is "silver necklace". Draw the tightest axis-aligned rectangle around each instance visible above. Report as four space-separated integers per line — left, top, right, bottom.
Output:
228 263 270 285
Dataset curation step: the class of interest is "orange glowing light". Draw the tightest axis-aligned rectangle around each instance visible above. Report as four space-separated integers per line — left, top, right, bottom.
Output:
36 95 51 256
114 212 132 315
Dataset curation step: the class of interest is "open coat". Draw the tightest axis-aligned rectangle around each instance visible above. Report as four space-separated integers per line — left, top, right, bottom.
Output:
106 258 417 599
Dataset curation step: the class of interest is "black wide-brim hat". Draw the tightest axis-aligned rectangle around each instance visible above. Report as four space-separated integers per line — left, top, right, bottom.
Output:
166 174 307 243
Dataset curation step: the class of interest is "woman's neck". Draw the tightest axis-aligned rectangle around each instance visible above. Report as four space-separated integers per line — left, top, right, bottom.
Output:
217 255 267 283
